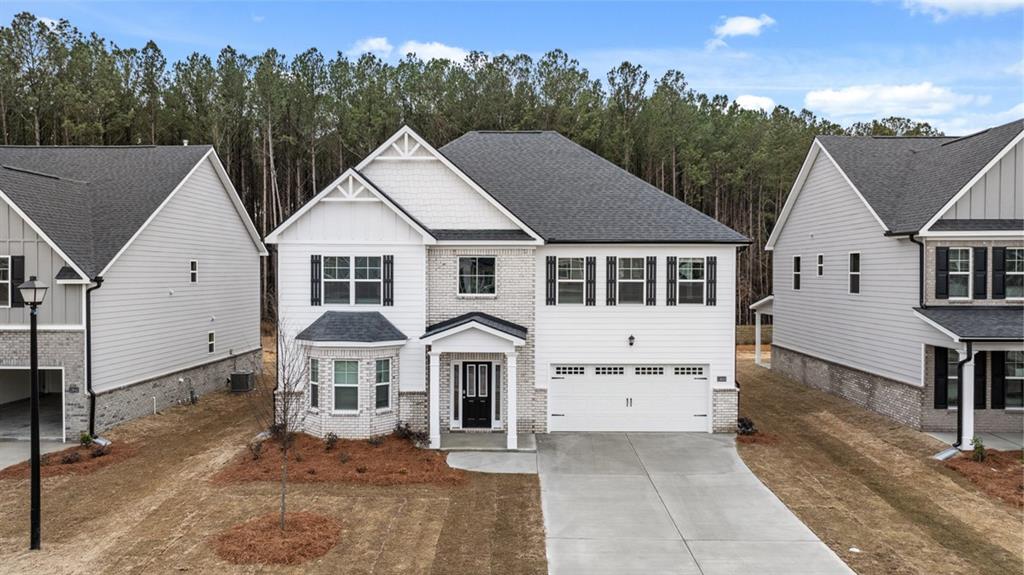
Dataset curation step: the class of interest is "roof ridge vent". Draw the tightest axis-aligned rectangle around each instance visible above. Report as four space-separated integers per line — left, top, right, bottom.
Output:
1 164 88 184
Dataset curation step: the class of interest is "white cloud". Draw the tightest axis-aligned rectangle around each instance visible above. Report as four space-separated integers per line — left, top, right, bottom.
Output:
805 82 982 118
351 37 394 58
1006 59 1024 76
398 40 470 62
735 95 776 112
706 14 775 50
38 17 59 29
903 0 1024 20
251 14 265 24
928 102 1024 135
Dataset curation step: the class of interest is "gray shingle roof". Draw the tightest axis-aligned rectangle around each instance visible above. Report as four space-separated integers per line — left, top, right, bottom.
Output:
0 145 212 277
915 306 1024 341
817 119 1023 234
929 219 1024 232
439 131 749 244
430 229 534 241
296 311 408 343
422 312 528 341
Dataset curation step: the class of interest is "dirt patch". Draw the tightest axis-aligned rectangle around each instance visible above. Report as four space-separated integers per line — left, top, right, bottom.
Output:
736 432 780 445
945 450 1024 508
214 432 466 487
214 511 341 565
0 442 134 479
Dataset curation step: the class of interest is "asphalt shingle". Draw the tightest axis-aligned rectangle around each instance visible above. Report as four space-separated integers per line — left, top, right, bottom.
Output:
422 312 528 341
915 306 1024 341
296 311 408 343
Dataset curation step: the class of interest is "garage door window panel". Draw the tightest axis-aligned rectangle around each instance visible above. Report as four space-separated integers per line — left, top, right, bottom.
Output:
618 258 645 304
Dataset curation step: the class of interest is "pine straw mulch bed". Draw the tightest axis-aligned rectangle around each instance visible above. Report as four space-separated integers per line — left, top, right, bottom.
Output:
736 431 781 445
944 449 1024 508
213 432 466 486
0 442 135 479
213 511 342 565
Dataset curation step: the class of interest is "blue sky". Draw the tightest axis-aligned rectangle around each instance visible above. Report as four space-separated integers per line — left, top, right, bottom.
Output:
6 1 1023 134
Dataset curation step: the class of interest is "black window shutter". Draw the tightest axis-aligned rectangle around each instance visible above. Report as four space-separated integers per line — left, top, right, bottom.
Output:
933 347 948 409
991 351 1006 409
974 352 987 409
645 256 657 306
606 256 617 306
545 256 556 305
992 247 1006 300
383 255 394 306
10 256 25 308
585 256 596 306
972 247 987 299
310 254 321 306
706 256 718 306
666 256 677 306
935 247 949 300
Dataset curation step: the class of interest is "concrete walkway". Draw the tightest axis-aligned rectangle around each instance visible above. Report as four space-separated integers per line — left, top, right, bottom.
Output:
926 431 1023 451
446 451 538 474
0 440 67 470
538 433 853 575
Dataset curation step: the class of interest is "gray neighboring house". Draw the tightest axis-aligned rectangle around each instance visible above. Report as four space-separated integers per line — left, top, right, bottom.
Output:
755 119 1024 447
0 145 266 441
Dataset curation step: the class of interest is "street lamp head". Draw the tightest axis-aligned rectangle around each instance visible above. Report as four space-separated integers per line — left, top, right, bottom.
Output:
18 276 48 306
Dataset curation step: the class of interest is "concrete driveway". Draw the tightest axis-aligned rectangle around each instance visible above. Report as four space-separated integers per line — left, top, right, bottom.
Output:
538 433 853 575
0 440 67 471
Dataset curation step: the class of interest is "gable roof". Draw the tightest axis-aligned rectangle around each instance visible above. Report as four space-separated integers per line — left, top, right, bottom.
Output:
0 145 264 278
422 311 528 342
815 119 1023 234
439 131 749 244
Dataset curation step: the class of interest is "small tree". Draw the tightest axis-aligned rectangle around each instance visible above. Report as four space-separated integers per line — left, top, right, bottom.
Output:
245 304 308 530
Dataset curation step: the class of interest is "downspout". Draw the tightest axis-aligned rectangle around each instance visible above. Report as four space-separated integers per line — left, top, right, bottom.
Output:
85 277 104 437
908 233 926 309
952 341 972 449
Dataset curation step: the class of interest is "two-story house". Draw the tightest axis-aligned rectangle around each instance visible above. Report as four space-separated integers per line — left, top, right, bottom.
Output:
757 119 1023 448
0 146 266 442
265 127 749 449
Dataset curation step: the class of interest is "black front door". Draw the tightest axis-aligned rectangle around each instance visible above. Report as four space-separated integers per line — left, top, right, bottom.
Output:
462 362 492 428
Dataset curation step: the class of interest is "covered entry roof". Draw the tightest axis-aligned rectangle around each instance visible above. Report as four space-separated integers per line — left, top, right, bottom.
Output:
422 312 527 343
914 306 1024 342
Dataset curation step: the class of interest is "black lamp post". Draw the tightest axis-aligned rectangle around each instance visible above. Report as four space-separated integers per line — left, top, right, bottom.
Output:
18 276 48 551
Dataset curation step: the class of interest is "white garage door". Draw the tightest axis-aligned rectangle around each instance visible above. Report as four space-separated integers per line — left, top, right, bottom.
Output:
548 364 709 432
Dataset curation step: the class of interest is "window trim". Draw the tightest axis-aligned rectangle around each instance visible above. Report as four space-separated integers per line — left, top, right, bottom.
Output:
1006 351 1024 409
207 331 215 353
617 256 646 304
848 252 861 295
947 247 972 301
556 257 585 305
309 358 320 410
457 256 497 297
321 255 383 305
676 256 706 305
1006 247 1024 301
375 358 391 411
189 259 198 284
793 256 801 291
816 254 824 277
332 359 359 413
0 255 10 309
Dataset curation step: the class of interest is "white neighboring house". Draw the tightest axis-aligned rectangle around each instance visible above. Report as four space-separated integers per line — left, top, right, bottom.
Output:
0 146 266 441
758 119 1024 448
266 126 749 449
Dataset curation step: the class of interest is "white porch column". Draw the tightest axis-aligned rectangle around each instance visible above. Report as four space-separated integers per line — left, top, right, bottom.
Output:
754 312 763 367
505 351 518 450
429 350 441 449
959 348 975 450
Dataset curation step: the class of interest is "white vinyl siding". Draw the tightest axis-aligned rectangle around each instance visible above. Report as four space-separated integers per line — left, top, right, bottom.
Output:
90 157 262 392
941 139 1024 221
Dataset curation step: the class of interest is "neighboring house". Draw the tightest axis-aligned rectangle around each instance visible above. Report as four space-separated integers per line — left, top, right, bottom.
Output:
266 126 748 449
0 146 266 441
758 119 1024 446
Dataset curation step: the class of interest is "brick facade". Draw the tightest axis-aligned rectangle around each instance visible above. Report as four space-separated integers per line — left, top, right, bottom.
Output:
712 387 738 433
920 345 1024 433
923 239 1024 306
0 329 87 439
300 346 402 439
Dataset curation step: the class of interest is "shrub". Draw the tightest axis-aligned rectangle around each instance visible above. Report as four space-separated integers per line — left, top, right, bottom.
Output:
324 433 339 451
366 436 384 448
395 423 428 444
248 441 263 460
79 432 94 447
61 451 81 465
90 445 110 459
737 417 757 436
355 466 368 474
970 436 987 462
338 452 351 464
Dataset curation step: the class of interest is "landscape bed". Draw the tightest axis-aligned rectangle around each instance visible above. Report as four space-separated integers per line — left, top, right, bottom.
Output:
0 442 134 479
944 450 1023 508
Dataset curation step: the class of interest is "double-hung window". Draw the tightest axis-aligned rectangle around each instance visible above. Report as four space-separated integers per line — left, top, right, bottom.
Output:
333 360 358 411
458 256 496 295
309 358 320 409
189 260 198 283
946 351 959 408
848 253 861 294
323 256 382 304
1006 351 1024 409
677 257 705 304
1006 248 1024 299
817 254 824 276
0 256 9 308
207 332 216 353
948 248 971 299
793 256 801 290
557 257 584 304
375 359 391 409
617 257 645 304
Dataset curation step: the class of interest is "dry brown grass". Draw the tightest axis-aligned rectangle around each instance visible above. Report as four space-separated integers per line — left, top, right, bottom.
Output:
213 511 342 565
736 345 1024 575
0 442 135 479
945 450 1024 509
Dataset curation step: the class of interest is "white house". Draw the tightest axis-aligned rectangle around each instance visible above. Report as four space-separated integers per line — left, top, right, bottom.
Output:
266 127 749 449
0 146 266 441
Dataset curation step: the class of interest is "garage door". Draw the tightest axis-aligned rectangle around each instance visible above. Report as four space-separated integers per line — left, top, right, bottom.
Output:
548 364 709 432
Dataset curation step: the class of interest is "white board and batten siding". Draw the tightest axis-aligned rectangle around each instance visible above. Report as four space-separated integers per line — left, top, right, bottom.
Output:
0 198 83 327
535 244 738 431
89 157 263 393
275 184 428 393
941 140 1024 221
772 152 949 387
